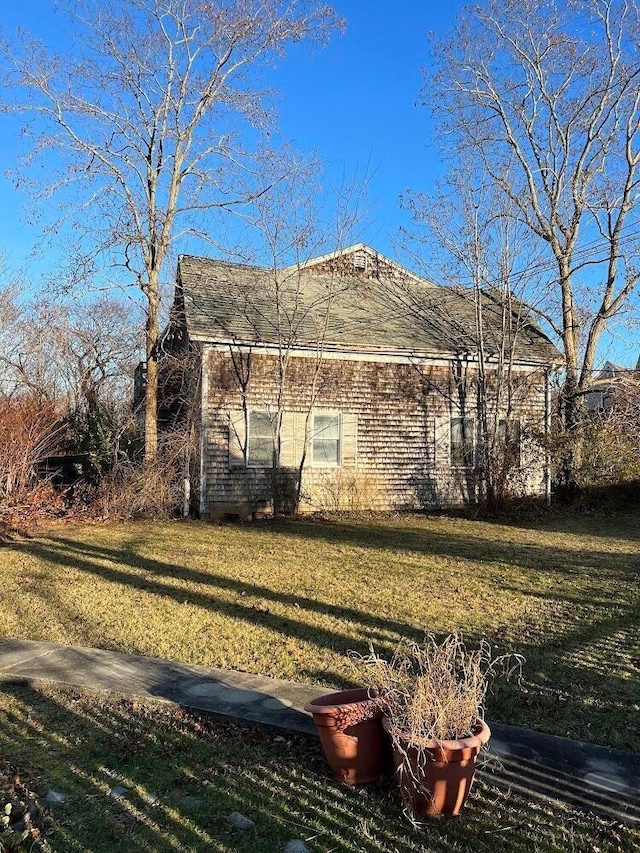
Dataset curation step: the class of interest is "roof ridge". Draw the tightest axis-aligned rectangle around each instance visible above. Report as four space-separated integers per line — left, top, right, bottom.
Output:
179 254 266 273
179 247 437 287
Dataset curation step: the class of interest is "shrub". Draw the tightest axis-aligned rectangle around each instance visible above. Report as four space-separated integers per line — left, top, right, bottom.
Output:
0 395 66 533
311 469 379 512
91 429 194 519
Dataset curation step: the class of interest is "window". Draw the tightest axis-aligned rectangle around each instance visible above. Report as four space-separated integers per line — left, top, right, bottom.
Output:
450 417 475 467
247 411 276 467
313 413 341 466
497 419 521 467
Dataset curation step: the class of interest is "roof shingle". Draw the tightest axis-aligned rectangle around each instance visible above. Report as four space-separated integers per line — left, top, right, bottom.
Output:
176 247 560 364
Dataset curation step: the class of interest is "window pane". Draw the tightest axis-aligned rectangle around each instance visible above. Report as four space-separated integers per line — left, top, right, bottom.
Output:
315 438 339 466
250 411 273 438
451 417 474 467
313 413 340 466
248 436 273 466
315 414 340 439
248 411 275 466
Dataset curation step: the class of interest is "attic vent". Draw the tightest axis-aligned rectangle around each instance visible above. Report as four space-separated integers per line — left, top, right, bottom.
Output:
353 251 368 271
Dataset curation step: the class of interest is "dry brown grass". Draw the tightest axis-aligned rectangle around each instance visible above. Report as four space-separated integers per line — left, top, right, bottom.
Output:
357 633 521 744
1 510 638 750
92 430 192 520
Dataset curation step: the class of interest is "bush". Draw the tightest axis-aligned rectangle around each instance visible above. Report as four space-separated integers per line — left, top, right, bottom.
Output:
579 417 640 488
550 406 640 500
91 430 194 520
0 395 66 533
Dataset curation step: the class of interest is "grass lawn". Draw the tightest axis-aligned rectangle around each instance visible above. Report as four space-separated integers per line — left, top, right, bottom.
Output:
0 682 637 852
0 509 638 750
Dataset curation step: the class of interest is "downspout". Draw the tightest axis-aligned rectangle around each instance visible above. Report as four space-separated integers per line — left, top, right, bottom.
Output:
199 344 209 517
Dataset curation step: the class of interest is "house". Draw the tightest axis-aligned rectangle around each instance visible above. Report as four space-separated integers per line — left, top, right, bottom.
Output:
585 360 640 412
160 244 561 517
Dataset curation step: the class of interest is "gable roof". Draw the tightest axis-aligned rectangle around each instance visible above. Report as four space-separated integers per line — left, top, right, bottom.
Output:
175 245 561 365
281 242 431 285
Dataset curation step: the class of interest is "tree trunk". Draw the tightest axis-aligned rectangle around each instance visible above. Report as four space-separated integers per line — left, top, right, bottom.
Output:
144 272 159 462
557 258 583 494
558 370 585 497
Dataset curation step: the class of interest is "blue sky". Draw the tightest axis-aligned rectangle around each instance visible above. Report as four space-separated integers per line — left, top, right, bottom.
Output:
0 1 462 272
0 0 637 367
270 0 463 253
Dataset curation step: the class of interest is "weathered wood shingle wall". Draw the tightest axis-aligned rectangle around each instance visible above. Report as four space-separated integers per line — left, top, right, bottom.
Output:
200 348 548 514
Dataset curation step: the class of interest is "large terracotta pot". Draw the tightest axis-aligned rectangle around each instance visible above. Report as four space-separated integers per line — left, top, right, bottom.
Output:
305 688 385 785
383 717 491 817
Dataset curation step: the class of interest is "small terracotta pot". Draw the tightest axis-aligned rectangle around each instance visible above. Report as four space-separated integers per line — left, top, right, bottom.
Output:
305 688 385 785
383 717 491 817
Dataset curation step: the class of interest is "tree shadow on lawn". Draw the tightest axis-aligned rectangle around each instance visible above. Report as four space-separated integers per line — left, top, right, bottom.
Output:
10 532 640 751
304 590 640 751
44 514 640 591
0 679 311 852
0 680 410 852
487 602 640 751
503 508 640 542
16 534 424 655
0 681 634 853
261 516 640 580
23 528 638 657
110 514 639 603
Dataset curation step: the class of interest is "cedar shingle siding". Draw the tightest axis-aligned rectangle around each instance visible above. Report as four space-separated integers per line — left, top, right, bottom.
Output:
200 350 549 513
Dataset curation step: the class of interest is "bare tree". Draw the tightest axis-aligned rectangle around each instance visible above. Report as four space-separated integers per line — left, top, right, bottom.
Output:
0 281 66 403
221 164 370 514
53 296 142 474
0 259 142 472
398 171 554 508
2 0 343 461
427 0 640 489
56 298 140 402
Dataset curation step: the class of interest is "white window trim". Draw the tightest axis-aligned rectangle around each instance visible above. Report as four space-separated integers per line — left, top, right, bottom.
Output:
311 410 342 468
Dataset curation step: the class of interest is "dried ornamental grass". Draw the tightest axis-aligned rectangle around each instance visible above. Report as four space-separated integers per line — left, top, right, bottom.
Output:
357 633 523 745
354 633 523 820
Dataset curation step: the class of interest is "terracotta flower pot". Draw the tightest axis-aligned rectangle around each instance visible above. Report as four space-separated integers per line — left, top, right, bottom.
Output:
305 688 385 785
383 717 491 817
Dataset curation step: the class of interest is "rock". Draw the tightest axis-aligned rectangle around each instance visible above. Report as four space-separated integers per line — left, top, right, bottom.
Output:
108 785 129 799
179 795 202 812
283 842 310 853
228 811 255 831
45 790 68 804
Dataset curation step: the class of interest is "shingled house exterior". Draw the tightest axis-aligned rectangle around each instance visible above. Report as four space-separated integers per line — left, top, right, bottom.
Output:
161 244 560 517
